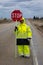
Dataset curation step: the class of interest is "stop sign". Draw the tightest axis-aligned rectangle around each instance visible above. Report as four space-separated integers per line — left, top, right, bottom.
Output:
11 10 23 21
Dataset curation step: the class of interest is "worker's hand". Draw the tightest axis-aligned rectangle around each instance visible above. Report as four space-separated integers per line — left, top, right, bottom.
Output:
27 38 31 41
14 26 18 31
27 38 31 39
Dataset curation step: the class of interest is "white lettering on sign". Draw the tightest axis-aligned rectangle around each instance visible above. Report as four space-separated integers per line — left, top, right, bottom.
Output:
11 13 22 18
11 13 14 18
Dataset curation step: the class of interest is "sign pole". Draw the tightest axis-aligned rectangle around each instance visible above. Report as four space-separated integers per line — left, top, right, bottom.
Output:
11 10 22 58
15 20 18 58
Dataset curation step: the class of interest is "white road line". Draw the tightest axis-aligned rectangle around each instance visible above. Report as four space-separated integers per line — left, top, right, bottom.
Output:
31 40 38 65
27 20 38 65
14 37 17 58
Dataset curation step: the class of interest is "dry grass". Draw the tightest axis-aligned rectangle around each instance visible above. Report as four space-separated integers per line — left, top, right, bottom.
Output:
29 19 43 33
0 19 12 24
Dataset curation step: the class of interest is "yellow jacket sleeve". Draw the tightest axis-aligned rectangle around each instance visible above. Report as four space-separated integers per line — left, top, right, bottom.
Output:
27 26 32 38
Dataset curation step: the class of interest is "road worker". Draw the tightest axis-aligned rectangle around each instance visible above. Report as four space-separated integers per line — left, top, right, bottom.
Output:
14 17 32 58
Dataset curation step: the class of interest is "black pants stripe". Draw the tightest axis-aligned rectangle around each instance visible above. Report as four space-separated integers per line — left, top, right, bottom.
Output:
17 39 30 45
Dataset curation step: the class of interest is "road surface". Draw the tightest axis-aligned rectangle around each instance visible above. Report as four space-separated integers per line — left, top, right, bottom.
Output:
0 22 33 65
0 20 43 65
27 20 43 65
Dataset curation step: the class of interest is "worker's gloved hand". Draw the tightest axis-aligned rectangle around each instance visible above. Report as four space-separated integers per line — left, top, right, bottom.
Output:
27 38 31 39
27 38 31 41
14 26 18 31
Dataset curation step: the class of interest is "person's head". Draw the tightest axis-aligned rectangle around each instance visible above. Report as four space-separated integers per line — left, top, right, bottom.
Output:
19 17 25 24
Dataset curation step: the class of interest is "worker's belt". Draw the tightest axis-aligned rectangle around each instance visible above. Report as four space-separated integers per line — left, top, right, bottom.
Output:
17 39 30 45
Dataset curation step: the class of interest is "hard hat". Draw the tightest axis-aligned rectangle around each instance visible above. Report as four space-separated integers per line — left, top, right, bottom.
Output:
20 17 25 21
20 17 25 22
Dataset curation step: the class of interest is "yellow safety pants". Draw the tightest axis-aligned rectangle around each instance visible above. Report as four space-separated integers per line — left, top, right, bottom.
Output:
17 45 30 56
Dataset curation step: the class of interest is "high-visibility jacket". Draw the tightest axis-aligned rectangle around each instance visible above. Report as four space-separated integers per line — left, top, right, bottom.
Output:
14 22 32 39
14 21 32 56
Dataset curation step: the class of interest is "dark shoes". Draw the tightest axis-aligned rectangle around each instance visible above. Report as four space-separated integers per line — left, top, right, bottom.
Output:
19 55 30 58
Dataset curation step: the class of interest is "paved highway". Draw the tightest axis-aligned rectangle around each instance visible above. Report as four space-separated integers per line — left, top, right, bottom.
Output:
0 22 33 65
0 20 43 65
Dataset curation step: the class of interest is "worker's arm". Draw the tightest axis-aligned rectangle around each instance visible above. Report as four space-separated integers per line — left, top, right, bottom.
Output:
27 26 32 39
13 26 18 35
14 26 18 31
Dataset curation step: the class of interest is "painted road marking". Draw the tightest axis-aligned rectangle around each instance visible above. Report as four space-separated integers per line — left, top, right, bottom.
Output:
30 40 38 65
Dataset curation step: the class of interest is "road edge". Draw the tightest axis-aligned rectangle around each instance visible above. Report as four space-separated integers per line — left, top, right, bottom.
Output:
30 40 38 65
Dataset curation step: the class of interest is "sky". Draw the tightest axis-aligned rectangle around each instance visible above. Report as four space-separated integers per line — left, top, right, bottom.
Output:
0 0 43 19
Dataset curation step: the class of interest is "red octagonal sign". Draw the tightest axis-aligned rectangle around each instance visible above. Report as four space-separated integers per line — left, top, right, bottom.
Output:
11 10 23 21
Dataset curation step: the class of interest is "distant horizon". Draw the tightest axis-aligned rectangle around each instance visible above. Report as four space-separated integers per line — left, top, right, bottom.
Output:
0 16 43 19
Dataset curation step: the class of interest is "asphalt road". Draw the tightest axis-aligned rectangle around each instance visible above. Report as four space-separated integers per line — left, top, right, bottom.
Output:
0 20 43 65
0 22 33 65
27 20 43 65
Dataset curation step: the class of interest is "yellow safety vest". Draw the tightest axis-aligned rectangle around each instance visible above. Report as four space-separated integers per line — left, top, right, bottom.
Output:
14 23 32 39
